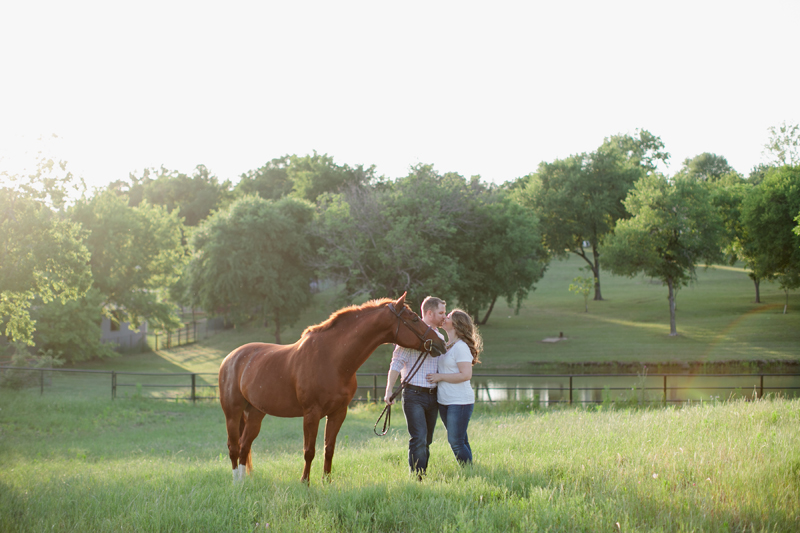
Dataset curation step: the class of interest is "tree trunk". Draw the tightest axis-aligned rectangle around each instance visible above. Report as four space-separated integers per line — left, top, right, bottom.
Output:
591 245 603 301
479 296 498 325
784 289 789 315
667 278 677 336
753 276 761 304
274 309 281 344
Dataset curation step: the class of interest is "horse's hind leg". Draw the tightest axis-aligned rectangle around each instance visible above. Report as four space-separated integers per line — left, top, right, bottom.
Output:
322 405 349 480
224 410 245 481
239 406 267 476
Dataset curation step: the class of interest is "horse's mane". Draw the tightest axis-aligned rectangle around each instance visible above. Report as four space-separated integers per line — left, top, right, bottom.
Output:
302 297 395 337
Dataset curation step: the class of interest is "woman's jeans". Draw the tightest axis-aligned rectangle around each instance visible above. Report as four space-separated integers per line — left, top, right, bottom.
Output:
438 403 474 464
402 388 438 474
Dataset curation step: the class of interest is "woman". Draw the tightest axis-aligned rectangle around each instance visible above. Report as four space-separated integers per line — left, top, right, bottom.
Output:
426 309 482 465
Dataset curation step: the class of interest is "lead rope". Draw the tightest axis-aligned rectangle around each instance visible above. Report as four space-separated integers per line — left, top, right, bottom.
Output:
373 350 430 436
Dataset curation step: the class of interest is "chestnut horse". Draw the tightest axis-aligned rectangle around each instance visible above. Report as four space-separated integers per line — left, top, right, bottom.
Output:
218 293 446 483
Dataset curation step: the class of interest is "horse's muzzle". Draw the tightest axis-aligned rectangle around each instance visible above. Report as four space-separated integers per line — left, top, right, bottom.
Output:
425 338 445 357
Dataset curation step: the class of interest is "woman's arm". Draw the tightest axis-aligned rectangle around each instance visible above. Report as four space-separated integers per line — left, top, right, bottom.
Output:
426 361 472 384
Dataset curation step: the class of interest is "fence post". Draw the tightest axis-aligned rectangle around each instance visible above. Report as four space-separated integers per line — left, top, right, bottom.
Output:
663 375 667 405
569 376 573 405
191 373 197 404
373 375 377 403
112 371 116 400
759 375 764 399
40 369 44 395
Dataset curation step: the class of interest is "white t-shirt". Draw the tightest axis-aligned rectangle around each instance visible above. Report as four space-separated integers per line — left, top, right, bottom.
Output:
435 339 474 405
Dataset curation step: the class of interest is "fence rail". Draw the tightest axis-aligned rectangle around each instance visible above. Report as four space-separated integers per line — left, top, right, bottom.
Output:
2 366 799 405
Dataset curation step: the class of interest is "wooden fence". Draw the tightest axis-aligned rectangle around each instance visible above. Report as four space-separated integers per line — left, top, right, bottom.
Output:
2 366 799 405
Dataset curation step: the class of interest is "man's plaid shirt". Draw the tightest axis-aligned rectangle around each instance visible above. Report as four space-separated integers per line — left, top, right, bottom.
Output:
389 330 445 389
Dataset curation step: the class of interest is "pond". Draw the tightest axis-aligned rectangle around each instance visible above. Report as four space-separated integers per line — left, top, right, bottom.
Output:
355 373 800 406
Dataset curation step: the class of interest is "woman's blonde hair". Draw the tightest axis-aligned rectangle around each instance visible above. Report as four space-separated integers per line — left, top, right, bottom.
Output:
449 309 483 365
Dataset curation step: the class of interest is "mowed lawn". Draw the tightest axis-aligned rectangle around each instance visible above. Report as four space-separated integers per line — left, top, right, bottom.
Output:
76 256 800 376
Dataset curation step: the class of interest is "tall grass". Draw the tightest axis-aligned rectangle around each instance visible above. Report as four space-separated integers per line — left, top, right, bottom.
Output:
1 389 798 532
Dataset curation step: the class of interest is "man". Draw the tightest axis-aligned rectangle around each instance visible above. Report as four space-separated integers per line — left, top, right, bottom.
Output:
384 296 446 479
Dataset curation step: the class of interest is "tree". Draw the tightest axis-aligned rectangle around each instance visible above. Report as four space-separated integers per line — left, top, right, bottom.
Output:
675 153 736 182
0 188 92 344
603 175 724 336
234 156 293 200
314 165 465 307
70 191 186 331
741 165 800 312
187 195 316 343
113 165 233 226
32 288 116 362
763 121 800 166
514 129 668 301
448 188 548 324
569 276 595 313
288 152 376 203
709 174 767 302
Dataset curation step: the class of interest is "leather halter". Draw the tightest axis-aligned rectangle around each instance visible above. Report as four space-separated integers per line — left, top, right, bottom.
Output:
387 302 439 355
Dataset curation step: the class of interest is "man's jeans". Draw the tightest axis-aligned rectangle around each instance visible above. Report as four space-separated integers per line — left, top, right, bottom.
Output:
402 388 438 474
438 403 474 464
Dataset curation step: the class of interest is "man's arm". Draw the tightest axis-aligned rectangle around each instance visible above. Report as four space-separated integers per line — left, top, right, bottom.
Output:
384 369 401 404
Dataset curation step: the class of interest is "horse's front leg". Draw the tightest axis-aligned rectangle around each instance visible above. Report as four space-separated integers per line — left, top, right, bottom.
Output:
322 405 349 480
301 410 322 483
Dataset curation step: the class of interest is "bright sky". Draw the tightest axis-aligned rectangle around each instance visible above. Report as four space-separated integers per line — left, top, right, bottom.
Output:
1 1 798 191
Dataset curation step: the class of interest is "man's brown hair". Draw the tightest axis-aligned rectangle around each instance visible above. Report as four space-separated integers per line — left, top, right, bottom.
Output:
420 296 445 315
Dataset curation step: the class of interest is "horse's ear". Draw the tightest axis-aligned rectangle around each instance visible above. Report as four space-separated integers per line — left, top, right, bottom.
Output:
395 292 407 307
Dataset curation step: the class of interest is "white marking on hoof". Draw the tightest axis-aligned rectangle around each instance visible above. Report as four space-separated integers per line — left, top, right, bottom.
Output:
232 464 246 483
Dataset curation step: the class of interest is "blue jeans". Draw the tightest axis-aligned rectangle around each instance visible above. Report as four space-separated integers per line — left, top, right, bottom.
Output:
402 388 438 474
438 403 474 464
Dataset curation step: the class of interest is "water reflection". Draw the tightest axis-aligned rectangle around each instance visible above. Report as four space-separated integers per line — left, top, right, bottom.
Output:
469 375 800 405
354 374 800 405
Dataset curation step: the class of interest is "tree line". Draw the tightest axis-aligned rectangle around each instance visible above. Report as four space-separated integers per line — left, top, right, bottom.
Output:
2 124 799 361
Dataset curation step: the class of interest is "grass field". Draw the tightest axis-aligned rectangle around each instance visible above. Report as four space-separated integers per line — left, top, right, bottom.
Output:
73 256 800 377
1 390 798 532
3 258 799 531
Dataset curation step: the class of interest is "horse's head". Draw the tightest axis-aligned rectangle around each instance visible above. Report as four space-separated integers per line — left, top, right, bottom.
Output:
387 292 447 357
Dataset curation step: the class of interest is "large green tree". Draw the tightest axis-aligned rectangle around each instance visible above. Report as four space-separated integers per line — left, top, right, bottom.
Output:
675 153 735 182
709 175 768 302
603 175 724 336
110 165 232 226
187 195 316 343
314 165 463 307
31 288 116 362
234 156 293 200
314 166 547 322
514 129 668 300
70 191 186 331
287 152 376 203
741 165 800 312
448 188 548 324
0 188 92 344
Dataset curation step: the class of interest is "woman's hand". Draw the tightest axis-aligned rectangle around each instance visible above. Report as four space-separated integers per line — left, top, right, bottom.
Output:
426 373 441 384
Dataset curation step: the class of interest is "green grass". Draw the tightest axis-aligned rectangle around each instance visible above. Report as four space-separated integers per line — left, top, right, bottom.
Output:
1 390 798 532
71 256 800 377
